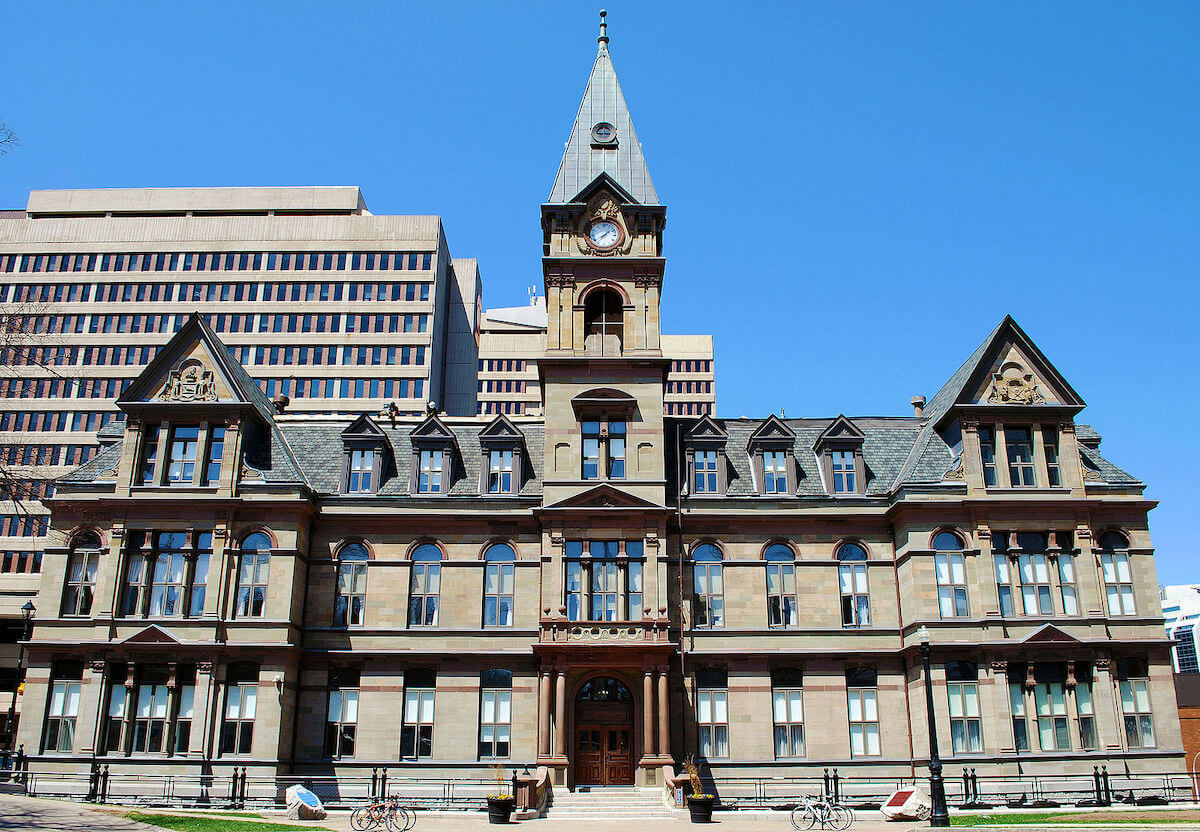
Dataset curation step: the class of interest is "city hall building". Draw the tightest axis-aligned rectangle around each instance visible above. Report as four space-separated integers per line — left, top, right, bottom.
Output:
10 23 1181 793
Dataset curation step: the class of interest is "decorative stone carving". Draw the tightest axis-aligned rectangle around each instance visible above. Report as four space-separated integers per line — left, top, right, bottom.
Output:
989 659 1008 672
987 362 1045 405
1083 466 1104 481
98 468 118 480
960 418 980 431
943 460 965 480
161 358 217 402
88 660 107 674
576 191 633 256
1094 657 1112 671
196 661 214 674
240 464 263 481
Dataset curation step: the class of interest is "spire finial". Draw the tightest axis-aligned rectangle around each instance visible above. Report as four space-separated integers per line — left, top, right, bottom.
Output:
598 9 609 50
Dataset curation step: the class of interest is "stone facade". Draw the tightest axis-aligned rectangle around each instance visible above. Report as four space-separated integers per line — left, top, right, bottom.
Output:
13 22 1181 793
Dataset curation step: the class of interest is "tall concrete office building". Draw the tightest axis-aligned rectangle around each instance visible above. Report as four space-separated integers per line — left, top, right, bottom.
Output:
7 14 1180 807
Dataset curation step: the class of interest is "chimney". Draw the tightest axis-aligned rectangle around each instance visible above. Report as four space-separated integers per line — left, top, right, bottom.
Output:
272 394 290 414
910 395 926 418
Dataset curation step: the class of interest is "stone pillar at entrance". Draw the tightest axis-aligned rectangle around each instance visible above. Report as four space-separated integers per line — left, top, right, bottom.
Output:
657 668 670 760
537 670 551 759
554 669 567 757
642 669 655 758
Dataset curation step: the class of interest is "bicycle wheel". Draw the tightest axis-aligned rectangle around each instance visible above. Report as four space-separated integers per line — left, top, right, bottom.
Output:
794 804 818 830
350 806 374 831
830 806 854 830
402 807 416 831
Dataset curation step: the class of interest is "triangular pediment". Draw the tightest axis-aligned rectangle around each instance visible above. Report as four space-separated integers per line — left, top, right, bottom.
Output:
816 414 865 446
410 412 457 446
341 414 387 441
686 415 727 443
927 317 1085 428
570 173 639 207
479 414 525 445
544 483 663 510
1022 623 1082 644
123 624 182 645
748 414 795 445
117 313 276 422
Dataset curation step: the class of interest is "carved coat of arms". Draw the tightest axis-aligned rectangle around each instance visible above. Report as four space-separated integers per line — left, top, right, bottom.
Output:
162 359 217 402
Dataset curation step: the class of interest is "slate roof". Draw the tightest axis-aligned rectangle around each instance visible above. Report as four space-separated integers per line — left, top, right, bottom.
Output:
277 418 544 498
547 38 658 205
59 441 122 484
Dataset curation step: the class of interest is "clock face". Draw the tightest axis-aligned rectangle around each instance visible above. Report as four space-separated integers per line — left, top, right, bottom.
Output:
588 220 620 249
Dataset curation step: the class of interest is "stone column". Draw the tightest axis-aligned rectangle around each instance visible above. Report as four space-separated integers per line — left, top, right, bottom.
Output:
537 670 551 759
1091 657 1121 752
643 669 655 758
657 668 670 758
190 661 215 755
554 669 567 757
74 660 108 756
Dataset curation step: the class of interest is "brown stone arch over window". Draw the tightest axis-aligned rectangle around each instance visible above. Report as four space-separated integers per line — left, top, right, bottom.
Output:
583 287 624 354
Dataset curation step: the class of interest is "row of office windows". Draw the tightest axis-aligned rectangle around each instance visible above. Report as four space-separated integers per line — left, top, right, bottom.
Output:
2 375 426 402
478 360 527 373
1 250 433 278
666 381 713 395
0 410 121 432
477 402 527 416
0 444 97 466
0 515 49 537
14 310 432 336
0 480 56 500
1 550 43 574
2 377 130 399
479 380 526 394
231 345 428 368
665 402 714 416
694 660 1157 760
3 278 432 306
258 377 426 400
669 360 712 374
57 528 1140 628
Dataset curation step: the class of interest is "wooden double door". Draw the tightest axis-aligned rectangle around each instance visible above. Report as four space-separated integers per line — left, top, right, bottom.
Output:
575 724 634 785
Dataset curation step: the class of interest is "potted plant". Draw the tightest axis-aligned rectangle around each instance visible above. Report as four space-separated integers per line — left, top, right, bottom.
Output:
486 765 516 824
683 755 716 823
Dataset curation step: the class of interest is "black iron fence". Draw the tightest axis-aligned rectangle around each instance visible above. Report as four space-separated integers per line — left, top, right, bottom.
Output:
701 767 1195 810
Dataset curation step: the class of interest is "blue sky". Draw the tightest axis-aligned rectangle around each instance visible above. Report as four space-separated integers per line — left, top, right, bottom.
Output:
3 2 1197 582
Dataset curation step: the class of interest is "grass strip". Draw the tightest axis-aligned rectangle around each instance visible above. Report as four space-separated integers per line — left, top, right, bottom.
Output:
125 812 328 832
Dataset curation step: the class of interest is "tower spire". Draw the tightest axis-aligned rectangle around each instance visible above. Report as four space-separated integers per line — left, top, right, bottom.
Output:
598 9 609 51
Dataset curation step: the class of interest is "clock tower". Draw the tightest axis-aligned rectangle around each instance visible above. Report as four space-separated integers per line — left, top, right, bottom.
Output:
539 11 669 506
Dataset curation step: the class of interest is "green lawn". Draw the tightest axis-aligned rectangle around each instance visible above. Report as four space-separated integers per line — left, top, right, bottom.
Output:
125 812 328 832
951 813 1199 827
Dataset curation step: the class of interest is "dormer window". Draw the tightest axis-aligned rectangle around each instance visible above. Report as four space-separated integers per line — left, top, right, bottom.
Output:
748 415 796 497
167 426 199 484
684 416 728 496
408 410 457 496
1005 427 1035 487
815 415 866 496
348 449 375 493
582 419 626 480
418 450 444 493
137 421 226 488
478 414 526 496
339 414 390 495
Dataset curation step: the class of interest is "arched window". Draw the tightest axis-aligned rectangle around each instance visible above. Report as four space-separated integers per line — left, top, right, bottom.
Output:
62 532 102 617
1099 530 1129 550
409 544 442 627
583 288 623 355
932 532 968 619
693 543 724 629
837 543 870 628
334 543 368 627
764 543 797 628
932 531 964 551
235 532 272 618
483 543 515 627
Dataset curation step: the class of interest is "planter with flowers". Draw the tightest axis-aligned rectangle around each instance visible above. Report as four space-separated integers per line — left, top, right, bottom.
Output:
683 755 716 823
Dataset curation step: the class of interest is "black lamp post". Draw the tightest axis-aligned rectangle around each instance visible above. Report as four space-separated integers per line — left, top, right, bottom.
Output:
918 625 950 827
5 601 35 752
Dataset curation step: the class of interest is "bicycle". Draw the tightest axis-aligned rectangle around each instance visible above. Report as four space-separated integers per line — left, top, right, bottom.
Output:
789 794 854 830
351 797 416 831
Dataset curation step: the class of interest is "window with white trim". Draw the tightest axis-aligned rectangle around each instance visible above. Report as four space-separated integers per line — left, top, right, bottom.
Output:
696 668 729 759
334 543 368 627
933 532 968 618
1118 658 1155 749
946 661 982 754
846 667 880 757
479 669 512 759
765 543 798 628
401 669 436 760
325 668 360 759
771 668 804 758
408 544 442 627
483 543 515 627
691 543 724 629
838 543 870 628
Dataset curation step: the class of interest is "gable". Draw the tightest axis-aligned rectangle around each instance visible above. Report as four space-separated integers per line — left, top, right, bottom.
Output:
968 342 1068 407
409 412 458 446
341 413 387 441
748 414 795 445
122 624 182 645
1022 623 1081 644
479 413 526 445
542 483 663 510
816 414 865 446
686 415 727 443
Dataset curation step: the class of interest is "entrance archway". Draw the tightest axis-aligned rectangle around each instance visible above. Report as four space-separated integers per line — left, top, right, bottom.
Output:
574 675 635 785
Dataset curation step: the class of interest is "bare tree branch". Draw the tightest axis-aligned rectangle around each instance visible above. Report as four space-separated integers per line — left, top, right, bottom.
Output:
0 120 19 155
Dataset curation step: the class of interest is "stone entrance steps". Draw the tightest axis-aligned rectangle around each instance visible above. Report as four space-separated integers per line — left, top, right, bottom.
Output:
547 786 679 820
